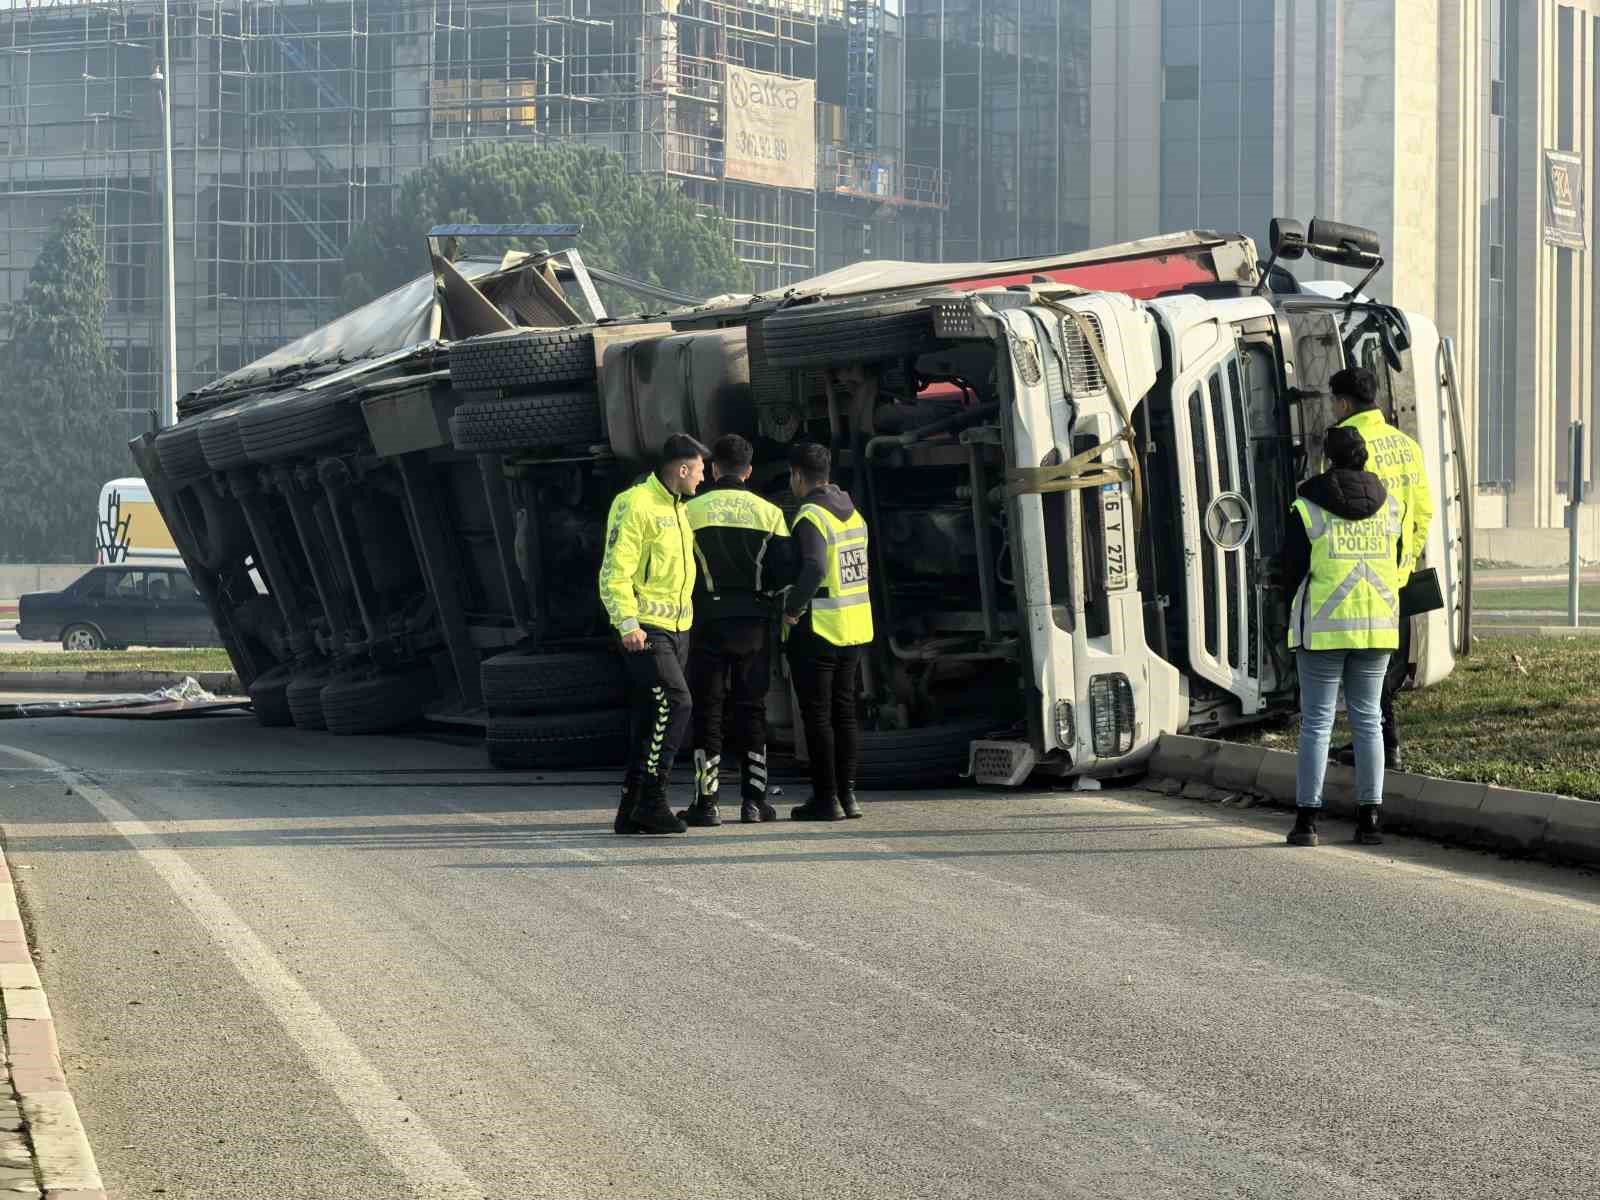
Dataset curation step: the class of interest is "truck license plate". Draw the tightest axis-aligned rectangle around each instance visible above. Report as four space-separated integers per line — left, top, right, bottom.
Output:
1101 483 1129 592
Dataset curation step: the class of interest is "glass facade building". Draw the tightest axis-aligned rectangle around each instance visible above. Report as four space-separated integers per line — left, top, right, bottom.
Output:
1159 0 1275 251
1479 0 1518 490
897 0 1093 262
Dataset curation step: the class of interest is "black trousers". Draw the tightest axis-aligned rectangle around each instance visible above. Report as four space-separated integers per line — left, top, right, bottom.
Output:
621 627 692 788
786 627 863 803
1380 619 1412 751
687 618 771 758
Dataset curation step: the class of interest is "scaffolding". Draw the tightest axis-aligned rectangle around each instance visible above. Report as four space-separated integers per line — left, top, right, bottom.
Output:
1 0 942 429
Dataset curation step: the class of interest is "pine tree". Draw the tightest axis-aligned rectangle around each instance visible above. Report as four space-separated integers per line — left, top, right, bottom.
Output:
341 143 750 311
0 207 126 562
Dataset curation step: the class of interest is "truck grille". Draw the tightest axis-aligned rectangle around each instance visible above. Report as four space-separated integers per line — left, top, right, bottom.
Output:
1227 361 1261 680
1061 310 1107 396
1192 362 1261 686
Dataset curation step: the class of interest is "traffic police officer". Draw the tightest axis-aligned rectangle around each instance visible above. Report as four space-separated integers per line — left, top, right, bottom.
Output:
1327 366 1433 772
678 433 793 827
598 433 708 836
1282 425 1404 847
782 441 874 821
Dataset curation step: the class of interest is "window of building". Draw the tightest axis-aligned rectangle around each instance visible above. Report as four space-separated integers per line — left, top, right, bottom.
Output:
1489 244 1504 281
1165 65 1199 101
1559 5 1575 151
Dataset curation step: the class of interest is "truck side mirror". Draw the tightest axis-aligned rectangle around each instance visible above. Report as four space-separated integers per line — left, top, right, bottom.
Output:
1304 219 1382 269
1268 218 1307 261
1253 217 1309 294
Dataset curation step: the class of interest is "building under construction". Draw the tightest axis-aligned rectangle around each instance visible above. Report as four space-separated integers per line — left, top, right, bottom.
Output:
0 0 1093 436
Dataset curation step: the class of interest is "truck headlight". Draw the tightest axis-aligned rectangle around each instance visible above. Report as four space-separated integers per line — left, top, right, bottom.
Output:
1053 699 1075 748
1089 673 1134 757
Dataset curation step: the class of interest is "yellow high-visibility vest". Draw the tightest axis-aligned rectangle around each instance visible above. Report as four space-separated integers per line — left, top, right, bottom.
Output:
793 502 875 647
1289 495 1404 651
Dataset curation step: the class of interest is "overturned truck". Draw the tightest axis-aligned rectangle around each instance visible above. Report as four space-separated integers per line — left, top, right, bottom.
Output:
133 218 1472 787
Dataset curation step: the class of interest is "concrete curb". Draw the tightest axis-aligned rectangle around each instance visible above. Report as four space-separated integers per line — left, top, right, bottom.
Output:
0 854 105 1198
0 671 240 696
1146 733 1600 868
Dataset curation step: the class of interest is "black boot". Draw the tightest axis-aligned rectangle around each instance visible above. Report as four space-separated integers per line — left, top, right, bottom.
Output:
792 793 846 822
632 775 688 835
1286 807 1320 847
1329 742 1355 766
1383 743 1404 773
614 778 642 835
840 784 862 820
678 749 723 827
1354 804 1383 845
740 746 777 823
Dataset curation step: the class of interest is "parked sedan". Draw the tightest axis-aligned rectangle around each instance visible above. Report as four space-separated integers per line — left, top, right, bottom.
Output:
16 565 221 651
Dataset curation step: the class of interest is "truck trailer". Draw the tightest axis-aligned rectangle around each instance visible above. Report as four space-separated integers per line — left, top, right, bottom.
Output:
131 218 1471 785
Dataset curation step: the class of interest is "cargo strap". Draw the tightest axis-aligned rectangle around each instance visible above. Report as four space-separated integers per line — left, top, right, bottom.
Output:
1004 297 1145 542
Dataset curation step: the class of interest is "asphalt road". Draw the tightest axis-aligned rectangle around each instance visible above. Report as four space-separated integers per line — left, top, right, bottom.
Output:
0 628 62 654
0 717 1597 1200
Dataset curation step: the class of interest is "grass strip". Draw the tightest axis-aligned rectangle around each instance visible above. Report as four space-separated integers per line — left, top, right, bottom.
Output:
1232 636 1600 801
0 649 234 674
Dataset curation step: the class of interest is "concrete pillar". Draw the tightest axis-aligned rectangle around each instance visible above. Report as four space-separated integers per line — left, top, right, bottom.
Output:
1088 0 1160 246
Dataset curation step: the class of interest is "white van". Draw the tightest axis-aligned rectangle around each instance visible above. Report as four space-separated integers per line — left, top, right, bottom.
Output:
96 477 181 564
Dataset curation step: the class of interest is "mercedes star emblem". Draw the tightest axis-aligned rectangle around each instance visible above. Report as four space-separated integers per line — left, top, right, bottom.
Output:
1204 491 1255 551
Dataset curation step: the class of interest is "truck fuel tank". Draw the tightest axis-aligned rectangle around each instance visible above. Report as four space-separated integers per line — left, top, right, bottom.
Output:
601 327 754 463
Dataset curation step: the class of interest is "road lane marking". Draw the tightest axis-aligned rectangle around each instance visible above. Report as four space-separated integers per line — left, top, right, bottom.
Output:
0 743 500 1200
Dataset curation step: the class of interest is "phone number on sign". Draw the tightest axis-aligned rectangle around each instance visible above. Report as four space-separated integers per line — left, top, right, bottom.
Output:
734 131 790 163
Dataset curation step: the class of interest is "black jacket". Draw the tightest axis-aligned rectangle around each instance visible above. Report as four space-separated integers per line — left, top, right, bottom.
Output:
785 484 860 638
1279 468 1389 595
685 475 795 626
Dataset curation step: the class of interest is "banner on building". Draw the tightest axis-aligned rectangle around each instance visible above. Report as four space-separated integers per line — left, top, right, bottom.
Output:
724 65 815 191
1544 149 1587 249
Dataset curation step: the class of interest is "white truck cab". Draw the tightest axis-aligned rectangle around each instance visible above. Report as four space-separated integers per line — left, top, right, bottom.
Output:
956 219 1471 785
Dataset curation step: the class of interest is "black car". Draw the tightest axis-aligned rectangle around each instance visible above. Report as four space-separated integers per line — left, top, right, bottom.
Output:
16 564 221 651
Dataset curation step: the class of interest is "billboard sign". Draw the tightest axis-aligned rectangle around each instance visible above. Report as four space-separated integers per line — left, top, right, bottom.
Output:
1544 149 1587 249
724 65 815 191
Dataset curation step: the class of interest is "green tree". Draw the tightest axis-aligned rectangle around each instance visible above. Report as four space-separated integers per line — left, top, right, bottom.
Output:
0 207 126 562
341 142 750 312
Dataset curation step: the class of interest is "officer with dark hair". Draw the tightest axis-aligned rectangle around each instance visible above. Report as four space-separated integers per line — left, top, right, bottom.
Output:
677 433 793 827
599 433 708 835
1325 366 1433 772
782 441 875 821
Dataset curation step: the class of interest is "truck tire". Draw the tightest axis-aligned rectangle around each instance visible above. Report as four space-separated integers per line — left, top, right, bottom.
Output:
155 423 209 483
486 708 629 769
481 649 626 715
286 668 332 731
199 410 250 472
761 296 937 370
448 391 601 453
321 669 435 735
247 665 294 727
853 719 999 790
448 329 596 393
181 480 252 573
241 392 366 464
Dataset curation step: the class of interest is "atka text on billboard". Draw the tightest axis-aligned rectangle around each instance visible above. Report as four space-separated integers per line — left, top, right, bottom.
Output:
724 65 815 192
